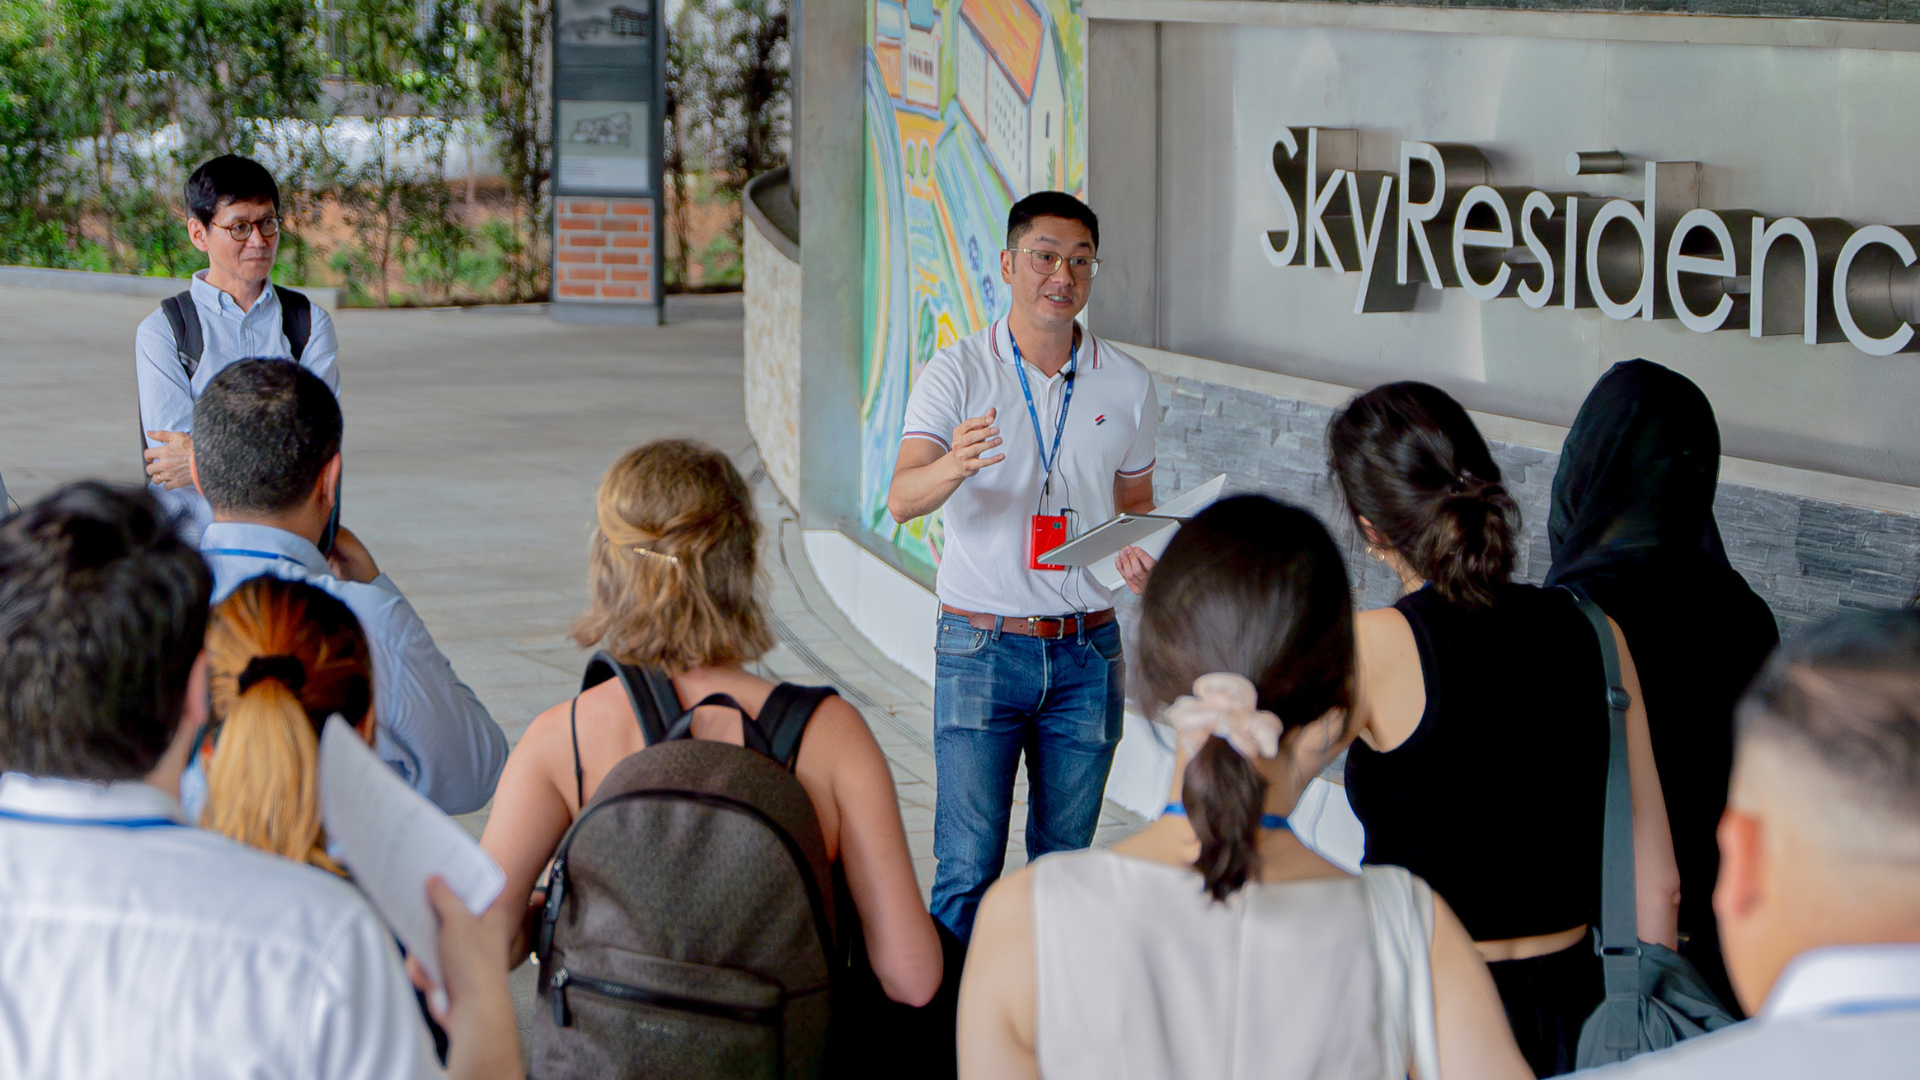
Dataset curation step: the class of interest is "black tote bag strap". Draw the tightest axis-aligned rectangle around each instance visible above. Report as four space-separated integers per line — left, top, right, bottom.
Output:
1561 586 1640 1004
581 650 674 746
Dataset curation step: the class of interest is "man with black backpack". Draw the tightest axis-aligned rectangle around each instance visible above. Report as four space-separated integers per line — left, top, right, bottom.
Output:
135 154 338 540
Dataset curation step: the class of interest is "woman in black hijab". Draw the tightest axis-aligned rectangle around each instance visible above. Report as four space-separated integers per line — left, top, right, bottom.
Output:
1546 359 1778 1015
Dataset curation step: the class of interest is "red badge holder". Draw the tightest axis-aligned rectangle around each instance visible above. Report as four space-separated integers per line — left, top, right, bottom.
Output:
1030 514 1069 571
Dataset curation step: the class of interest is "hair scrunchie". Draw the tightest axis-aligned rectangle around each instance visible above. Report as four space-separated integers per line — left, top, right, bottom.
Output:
238 654 307 696
1164 672 1282 761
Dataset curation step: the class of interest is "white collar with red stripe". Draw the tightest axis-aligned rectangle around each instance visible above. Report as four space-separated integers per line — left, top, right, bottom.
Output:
990 318 1102 371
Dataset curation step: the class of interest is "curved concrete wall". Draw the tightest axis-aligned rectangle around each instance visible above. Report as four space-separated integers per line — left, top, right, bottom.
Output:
744 189 804 506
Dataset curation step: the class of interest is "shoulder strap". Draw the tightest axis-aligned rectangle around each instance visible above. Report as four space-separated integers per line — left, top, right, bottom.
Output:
569 694 585 809
757 684 838 770
274 285 311 361
581 651 673 746
160 292 203 377
659 684 837 771
1362 866 1439 1080
1560 586 1640 1002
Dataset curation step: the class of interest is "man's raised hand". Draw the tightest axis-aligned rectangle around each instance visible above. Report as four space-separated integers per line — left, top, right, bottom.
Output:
949 409 1005 479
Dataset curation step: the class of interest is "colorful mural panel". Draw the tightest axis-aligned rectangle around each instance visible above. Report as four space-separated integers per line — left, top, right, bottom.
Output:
861 0 1087 571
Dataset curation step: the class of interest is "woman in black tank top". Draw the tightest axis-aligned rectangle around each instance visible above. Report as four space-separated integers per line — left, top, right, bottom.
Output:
1327 382 1681 1077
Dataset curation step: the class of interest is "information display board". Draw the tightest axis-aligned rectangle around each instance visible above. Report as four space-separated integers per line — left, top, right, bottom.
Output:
551 0 666 324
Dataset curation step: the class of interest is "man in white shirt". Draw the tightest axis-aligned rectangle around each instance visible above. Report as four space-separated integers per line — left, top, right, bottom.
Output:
1588 608 1920 1077
137 154 340 540
0 482 442 1080
888 191 1159 941
188 360 507 816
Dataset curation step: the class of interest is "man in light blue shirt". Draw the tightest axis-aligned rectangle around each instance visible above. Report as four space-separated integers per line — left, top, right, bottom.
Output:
188 360 506 815
138 155 339 540
1585 609 1920 1078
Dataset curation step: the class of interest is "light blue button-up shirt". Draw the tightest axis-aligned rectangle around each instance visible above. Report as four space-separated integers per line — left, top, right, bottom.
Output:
135 271 340 538
196 522 507 816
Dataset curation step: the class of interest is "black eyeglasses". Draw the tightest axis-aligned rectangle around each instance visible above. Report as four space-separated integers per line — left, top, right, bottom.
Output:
208 217 282 242
1007 247 1100 280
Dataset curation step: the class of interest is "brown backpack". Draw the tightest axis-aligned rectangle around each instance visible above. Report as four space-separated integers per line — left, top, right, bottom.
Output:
532 652 840 1079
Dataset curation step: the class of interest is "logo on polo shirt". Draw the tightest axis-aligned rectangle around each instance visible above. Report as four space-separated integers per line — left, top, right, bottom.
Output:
1094 414 1106 426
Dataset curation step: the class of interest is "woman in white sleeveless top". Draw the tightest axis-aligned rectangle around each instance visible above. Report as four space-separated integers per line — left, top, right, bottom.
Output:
958 496 1534 1080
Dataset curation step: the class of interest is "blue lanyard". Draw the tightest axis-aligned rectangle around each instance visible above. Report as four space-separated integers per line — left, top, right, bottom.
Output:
1010 328 1077 487
1163 803 1291 832
204 548 307 567
0 807 181 829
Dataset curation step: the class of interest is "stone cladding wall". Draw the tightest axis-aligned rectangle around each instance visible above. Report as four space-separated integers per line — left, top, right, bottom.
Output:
1148 374 1920 634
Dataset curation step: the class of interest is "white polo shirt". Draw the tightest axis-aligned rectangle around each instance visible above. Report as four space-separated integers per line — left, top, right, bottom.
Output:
901 318 1157 617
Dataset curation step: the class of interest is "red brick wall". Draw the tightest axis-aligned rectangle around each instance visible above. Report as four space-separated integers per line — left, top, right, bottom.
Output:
554 198 655 303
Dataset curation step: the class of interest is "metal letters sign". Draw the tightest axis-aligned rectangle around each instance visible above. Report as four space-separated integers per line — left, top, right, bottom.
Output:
1263 127 1920 357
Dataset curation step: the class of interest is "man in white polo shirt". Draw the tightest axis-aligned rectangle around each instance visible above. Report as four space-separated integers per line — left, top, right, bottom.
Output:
889 191 1158 941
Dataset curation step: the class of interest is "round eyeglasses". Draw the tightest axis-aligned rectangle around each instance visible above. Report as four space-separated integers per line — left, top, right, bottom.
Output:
1007 247 1100 280
209 216 282 242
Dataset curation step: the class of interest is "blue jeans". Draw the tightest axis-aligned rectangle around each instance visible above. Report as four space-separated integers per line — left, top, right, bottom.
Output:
929 611 1124 941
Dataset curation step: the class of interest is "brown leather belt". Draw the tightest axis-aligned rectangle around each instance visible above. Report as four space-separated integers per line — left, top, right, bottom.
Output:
941 604 1115 640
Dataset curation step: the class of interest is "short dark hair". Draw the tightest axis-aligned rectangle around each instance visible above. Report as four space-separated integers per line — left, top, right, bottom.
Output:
1134 495 1355 901
186 154 280 226
1007 191 1099 251
1328 382 1518 610
1738 608 1920 837
0 483 212 780
193 359 343 515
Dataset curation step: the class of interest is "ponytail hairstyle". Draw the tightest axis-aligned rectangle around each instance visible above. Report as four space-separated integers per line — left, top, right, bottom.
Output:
1327 382 1518 610
1134 495 1356 902
572 439 773 675
202 576 374 874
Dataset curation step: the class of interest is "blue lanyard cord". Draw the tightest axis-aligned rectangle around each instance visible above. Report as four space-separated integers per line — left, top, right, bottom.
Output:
1009 329 1078 490
1162 802 1292 832
0 808 181 829
203 548 308 567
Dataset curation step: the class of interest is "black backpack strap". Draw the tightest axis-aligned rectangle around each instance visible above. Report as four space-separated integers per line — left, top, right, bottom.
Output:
274 285 312 361
581 650 673 746
569 693 585 809
758 684 839 771
160 291 203 377
662 692 776 755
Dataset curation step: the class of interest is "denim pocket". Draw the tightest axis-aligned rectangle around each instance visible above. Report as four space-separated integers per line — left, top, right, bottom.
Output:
935 616 990 657
1087 621 1124 663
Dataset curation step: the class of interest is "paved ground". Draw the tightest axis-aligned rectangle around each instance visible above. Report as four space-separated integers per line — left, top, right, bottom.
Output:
0 284 1139 1048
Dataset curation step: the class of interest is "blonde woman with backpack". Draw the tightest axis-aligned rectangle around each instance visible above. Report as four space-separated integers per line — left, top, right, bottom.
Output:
481 439 946 1078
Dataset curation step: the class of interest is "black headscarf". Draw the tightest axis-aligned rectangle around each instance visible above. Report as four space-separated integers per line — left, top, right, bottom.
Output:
1546 359 1778 1015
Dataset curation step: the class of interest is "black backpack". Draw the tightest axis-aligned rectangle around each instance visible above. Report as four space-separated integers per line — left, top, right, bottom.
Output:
533 652 841 1080
138 286 312 454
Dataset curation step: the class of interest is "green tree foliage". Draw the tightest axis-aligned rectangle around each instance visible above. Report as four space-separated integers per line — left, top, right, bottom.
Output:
0 0 786 299
666 0 790 287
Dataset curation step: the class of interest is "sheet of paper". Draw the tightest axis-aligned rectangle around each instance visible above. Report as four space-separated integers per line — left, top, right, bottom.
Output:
1089 473 1229 591
320 717 505 989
